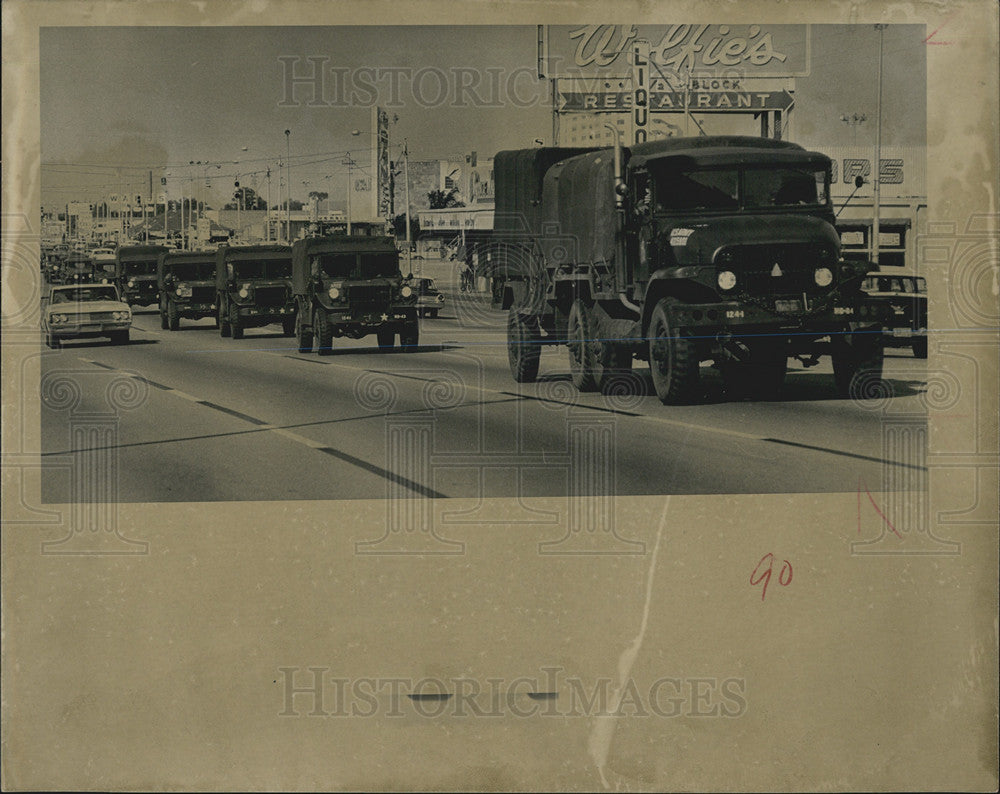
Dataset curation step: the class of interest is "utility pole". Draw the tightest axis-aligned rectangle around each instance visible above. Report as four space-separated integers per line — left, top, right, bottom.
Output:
265 165 272 242
403 138 412 274
285 130 291 243
342 153 355 235
236 175 242 243
872 24 886 267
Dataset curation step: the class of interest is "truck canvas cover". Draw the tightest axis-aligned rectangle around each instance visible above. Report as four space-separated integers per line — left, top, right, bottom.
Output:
493 148 596 244
158 251 216 284
290 235 398 295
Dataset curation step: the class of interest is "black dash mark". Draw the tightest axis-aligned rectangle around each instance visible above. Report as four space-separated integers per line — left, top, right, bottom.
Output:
316 447 447 499
283 355 330 365
197 401 269 426
501 391 641 417
763 437 927 471
131 375 172 391
407 693 453 701
527 692 559 700
87 360 117 370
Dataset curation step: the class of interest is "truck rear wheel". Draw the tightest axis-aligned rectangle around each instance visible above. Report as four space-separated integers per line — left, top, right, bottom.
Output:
912 336 928 359
167 300 180 331
832 328 885 399
508 310 541 383
648 297 700 405
219 302 231 337
314 309 333 355
230 302 244 340
281 317 296 337
295 309 311 353
159 299 169 330
377 328 395 351
399 319 419 352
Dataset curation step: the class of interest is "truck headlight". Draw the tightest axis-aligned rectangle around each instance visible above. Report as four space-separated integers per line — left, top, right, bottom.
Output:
238 284 250 299
49 314 61 325
814 267 834 287
176 284 193 298
401 285 413 298
717 270 737 291
127 279 135 287
328 286 340 300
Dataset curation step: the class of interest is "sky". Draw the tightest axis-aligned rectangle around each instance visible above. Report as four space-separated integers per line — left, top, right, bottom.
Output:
40 24 926 209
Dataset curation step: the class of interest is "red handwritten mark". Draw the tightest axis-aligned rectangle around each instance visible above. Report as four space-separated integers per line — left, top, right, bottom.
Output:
924 14 956 45
750 553 793 601
857 477 903 539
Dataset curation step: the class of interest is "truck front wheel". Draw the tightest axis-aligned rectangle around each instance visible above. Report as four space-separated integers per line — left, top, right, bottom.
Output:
230 302 244 340
567 299 599 392
219 301 231 337
508 310 541 383
167 299 180 331
831 328 885 399
399 319 419 352
648 297 700 405
314 309 333 355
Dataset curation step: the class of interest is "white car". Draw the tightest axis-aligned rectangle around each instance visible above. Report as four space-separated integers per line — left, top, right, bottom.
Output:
43 283 132 348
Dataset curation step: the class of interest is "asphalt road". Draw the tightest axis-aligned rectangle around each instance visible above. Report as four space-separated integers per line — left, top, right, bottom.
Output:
39 287 930 503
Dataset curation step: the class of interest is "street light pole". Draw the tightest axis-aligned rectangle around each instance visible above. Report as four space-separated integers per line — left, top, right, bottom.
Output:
872 24 885 267
403 138 412 275
285 130 291 243
342 153 355 235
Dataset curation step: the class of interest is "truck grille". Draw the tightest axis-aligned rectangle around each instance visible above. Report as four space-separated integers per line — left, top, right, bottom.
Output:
254 285 289 306
720 243 830 297
347 284 391 306
191 286 215 303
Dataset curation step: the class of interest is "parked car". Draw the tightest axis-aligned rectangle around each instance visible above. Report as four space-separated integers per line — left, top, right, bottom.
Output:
42 283 132 348
411 277 445 318
861 271 928 358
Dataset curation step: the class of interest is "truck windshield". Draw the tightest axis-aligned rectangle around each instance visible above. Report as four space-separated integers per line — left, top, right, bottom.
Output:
652 165 828 211
232 258 292 279
124 260 158 276
170 262 215 281
315 253 398 279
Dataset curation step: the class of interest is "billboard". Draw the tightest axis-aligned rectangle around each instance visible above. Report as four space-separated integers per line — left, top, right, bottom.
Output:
539 24 811 80
372 106 391 221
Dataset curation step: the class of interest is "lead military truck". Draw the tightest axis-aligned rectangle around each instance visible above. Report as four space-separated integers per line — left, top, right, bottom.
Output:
157 250 218 330
291 234 419 354
495 137 888 403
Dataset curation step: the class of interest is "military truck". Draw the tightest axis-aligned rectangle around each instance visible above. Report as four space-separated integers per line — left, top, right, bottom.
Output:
115 245 168 307
157 250 218 331
494 137 889 403
215 244 295 339
291 235 418 354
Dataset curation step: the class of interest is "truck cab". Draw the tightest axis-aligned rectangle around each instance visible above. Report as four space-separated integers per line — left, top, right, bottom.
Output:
157 250 218 330
115 245 168 307
215 244 295 339
291 235 418 354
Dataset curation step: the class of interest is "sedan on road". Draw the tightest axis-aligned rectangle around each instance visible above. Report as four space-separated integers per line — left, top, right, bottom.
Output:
411 277 445 318
43 283 132 348
861 272 928 358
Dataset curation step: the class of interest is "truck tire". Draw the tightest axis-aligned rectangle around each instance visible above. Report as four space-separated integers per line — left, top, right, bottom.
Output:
219 302 231 337
507 310 541 383
648 297 700 405
722 339 787 401
314 309 333 355
167 300 180 331
282 317 296 337
159 299 169 329
567 299 599 392
295 308 312 353
400 319 419 352
912 336 928 359
377 328 395 351
832 328 885 399
230 302 244 340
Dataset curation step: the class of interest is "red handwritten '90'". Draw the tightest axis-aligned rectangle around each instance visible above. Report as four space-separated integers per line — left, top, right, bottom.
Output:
750 553 793 601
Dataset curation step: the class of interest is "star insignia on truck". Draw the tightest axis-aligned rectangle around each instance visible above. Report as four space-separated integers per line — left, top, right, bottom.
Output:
380 313 389 321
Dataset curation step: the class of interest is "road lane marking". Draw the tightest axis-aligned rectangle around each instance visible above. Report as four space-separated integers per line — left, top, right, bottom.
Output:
73 357 447 497
762 437 926 472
